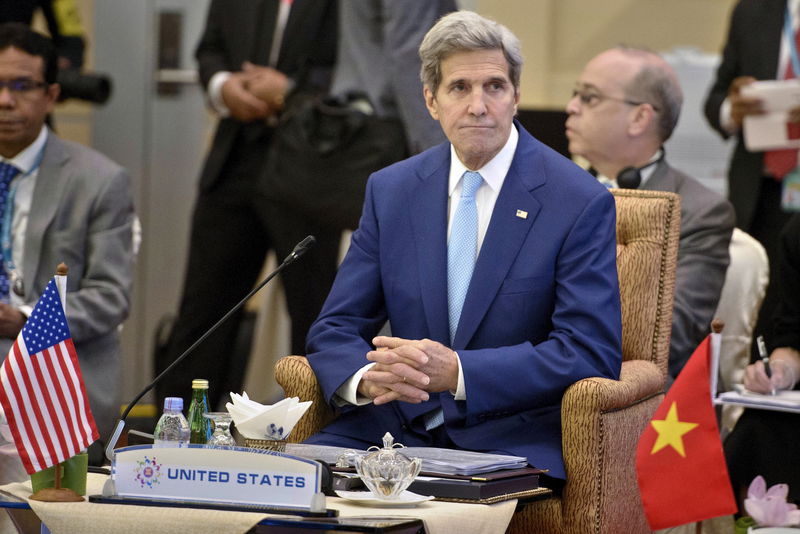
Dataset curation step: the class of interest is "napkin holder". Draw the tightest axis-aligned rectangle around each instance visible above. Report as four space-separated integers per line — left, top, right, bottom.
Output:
103 444 330 515
243 438 286 452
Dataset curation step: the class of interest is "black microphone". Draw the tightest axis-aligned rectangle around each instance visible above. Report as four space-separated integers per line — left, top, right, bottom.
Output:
615 147 666 189
283 235 316 265
105 235 317 461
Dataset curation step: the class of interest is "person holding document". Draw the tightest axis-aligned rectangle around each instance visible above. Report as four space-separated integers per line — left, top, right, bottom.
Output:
304 11 622 489
704 0 799 356
724 214 800 503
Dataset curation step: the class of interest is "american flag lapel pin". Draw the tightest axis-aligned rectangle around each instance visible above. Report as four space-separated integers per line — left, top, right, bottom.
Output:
516 209 528 219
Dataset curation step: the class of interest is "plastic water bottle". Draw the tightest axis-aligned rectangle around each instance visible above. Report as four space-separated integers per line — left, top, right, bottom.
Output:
153 397 190 448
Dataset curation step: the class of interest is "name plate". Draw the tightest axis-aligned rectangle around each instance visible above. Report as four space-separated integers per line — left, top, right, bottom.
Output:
111 445 325 512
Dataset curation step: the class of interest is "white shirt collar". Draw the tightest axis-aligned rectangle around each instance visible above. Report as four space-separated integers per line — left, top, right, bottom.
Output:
448 124 519 195
1 127 48 174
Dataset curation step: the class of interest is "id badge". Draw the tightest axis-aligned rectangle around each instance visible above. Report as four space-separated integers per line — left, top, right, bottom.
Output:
782 167 800 212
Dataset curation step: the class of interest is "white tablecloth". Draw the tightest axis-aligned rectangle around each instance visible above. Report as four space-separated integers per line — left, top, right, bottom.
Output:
1 474 517 534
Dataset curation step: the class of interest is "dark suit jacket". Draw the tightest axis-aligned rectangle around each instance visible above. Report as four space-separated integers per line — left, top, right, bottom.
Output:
642 162 735 378
774 214 800 350
195 0 336 192
703 0 785 230
306 124 622 479
0 133 134 440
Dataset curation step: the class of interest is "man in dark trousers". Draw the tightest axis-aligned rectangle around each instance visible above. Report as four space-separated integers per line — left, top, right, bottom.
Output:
704 0 798 351
156 0 339 410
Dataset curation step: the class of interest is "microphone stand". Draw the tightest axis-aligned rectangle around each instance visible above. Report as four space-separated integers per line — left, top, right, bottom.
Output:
105 235 317 461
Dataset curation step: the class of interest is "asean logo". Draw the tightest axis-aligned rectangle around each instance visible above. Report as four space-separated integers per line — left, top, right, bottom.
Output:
134 456 162 489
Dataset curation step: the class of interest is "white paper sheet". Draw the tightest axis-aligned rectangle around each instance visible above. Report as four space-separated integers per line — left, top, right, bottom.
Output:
742 79 800 151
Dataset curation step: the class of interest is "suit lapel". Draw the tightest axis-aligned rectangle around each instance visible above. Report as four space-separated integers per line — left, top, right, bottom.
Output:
23 135 69 297
762 0 785 78
453 129 543 348
410 148 450 344
641 161 676 193
249 0 275 65
276 0 308 71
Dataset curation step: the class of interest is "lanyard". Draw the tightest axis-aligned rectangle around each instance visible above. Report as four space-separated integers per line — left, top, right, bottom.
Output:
1 148 44 279
785 4 800 78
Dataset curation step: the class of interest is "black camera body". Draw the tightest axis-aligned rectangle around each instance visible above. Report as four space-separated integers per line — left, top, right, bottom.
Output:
57 69 112 104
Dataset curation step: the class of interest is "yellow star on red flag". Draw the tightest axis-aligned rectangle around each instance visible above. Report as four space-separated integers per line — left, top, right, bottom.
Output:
649 401 698 457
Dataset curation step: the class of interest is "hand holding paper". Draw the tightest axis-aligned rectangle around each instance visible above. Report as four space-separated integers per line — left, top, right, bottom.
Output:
740 79 800 151
728 76 764 128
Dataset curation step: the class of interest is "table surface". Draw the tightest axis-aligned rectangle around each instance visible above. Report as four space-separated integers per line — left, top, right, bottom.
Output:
0 498 426 534
0 473 528 534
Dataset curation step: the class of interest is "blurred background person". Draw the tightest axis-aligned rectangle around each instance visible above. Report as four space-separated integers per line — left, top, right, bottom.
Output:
704 0 797 357
0 23 134 465
155 0 339 411
0 0 85 70
330 0 456 155
567 46 734 380
724 214 800 504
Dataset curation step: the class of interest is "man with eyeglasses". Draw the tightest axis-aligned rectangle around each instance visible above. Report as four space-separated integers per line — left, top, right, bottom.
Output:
566 46 735 381
0 23 134 466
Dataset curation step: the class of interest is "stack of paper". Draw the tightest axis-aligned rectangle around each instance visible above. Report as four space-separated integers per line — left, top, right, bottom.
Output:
716 384 800 414
286 443 528 476
741 79 800 151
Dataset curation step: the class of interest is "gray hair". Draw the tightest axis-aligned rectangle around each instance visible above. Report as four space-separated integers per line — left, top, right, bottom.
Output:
419 11 523 95
616 46 683 142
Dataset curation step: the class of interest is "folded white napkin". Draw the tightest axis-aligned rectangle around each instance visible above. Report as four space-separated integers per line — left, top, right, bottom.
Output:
226 392 311 440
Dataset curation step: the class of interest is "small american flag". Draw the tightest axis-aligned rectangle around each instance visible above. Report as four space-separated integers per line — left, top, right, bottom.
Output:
0 275 98 474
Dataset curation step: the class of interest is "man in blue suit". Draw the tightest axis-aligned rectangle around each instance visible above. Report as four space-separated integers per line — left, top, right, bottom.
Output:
305 11 622 483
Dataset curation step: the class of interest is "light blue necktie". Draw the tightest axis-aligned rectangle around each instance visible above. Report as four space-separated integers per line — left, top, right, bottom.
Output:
0 162 20 301
424 171 483 432
447 170 483 344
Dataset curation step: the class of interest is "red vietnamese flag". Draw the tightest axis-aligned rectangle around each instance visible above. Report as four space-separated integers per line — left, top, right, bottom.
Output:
635 335 736 530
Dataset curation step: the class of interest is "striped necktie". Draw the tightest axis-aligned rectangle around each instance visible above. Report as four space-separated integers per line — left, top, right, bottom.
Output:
0 162 21 300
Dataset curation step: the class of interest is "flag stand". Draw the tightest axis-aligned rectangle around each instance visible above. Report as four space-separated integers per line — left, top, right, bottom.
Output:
29 462 83 502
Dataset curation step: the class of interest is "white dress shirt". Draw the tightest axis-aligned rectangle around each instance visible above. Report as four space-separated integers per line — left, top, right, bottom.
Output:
334 125 520 406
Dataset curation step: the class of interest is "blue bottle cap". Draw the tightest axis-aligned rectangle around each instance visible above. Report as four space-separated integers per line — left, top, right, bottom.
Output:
164 397 184 412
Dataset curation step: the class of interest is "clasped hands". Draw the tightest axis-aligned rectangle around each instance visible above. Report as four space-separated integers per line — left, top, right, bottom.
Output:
728 76 800 128
357 336 460 406
221 61 290 122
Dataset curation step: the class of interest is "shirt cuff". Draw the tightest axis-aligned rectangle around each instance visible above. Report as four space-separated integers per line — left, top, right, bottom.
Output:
334 363 376 406
453 351 466 400
18 305 32 318
720 97 740 135
208 71 232 118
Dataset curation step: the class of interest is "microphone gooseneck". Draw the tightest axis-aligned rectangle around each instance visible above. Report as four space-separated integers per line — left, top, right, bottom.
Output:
105 235 317 461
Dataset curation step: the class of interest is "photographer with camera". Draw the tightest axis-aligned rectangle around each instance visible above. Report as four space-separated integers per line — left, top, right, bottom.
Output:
1 0 110 104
